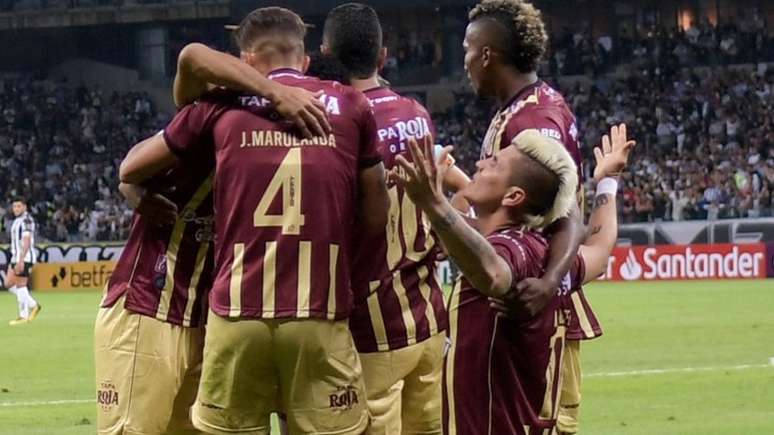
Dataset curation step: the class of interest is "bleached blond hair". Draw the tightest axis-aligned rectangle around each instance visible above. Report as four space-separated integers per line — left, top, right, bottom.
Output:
511 129 578 229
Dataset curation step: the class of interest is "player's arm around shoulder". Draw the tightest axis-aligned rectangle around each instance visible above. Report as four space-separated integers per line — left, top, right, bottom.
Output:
174 42 330 138
119 133 178 185
579 123 635 283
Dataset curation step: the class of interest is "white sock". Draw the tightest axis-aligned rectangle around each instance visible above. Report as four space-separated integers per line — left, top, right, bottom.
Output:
17 286 37 311
10 286 28 318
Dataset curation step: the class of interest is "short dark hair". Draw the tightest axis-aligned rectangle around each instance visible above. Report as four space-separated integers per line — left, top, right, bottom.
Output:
469 0 547 73
234 6 307 53
323 3 382 79
12 196 26 205
306 52 350 84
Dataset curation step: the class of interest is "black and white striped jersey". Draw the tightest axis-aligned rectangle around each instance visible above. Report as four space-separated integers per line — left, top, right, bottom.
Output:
10 212 36 264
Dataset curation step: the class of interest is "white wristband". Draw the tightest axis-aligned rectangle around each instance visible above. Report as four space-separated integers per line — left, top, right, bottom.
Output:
596 177 618 197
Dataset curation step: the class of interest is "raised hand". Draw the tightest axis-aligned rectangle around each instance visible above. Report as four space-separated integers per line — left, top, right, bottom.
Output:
390 135 453 208
593 123 636 182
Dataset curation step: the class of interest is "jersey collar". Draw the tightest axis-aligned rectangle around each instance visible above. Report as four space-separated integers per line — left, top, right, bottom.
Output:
502 79 542 110
268 68 304 79
362 85 388 94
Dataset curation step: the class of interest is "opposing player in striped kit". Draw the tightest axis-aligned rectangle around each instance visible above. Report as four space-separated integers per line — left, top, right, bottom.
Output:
462 2 602 432
119 7 389 434
321 4 469 434
392 126 632 434
94 19 332 435
6 197 41 326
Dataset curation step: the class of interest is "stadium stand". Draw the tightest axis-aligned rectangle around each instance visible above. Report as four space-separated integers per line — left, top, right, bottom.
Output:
1 4 773 241
435 65 774 223
549 10 774 76
0 74 164 242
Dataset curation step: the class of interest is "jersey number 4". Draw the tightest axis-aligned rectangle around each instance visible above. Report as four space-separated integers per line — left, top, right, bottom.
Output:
253 148 306 235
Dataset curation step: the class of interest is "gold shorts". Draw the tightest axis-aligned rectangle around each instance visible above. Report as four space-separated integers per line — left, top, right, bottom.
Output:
557 339 582 434
191 311 369 435
94 296 205 435
359 333 446 435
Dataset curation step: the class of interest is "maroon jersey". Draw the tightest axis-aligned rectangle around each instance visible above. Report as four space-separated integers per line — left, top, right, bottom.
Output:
164 69 381 321
348 87 447 353
103 140 215 328
480 80 602 340
442 228 585 435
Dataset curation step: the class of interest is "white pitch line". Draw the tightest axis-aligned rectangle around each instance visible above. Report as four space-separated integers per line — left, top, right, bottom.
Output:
0 398 92 407
585 363 771 378
2 362 774 407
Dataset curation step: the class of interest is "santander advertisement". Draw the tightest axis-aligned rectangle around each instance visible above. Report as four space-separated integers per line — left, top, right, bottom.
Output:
600 243 770 281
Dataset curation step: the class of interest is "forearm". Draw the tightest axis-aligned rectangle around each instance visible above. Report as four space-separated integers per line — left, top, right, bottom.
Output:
542 203 584 283
425 198 511 297
175 43 278 107
586 193 617 252
119 135 178 184
580 187 619 283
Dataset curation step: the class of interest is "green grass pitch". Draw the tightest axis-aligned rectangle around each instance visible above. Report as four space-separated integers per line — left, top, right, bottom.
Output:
0 280 773 434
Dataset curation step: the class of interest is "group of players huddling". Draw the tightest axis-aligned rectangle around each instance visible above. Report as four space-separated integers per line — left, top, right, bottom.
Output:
94 1 635 434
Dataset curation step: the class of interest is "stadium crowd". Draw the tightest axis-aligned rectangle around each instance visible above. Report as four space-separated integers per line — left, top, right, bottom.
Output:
2 41 774 241
436 65 774 222
550 9 774 76
0 74 164 242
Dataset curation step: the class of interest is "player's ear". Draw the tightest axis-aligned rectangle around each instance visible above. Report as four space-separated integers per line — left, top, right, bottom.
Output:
301 55 311 74
502 186 526 208
377 47 388 71
482 46 492 69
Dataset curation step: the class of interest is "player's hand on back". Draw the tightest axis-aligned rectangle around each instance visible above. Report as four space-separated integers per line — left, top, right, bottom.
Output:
269 83 332 139
119 183 178 226
498 276 559 319
593 123 636 182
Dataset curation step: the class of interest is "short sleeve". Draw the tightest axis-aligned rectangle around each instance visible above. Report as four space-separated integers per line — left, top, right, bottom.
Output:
21 218 33 234
163 99 224 159
355 94 382 169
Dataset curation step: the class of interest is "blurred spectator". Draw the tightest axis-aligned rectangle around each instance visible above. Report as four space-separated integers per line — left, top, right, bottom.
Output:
0 74 164 242
435 65 774 223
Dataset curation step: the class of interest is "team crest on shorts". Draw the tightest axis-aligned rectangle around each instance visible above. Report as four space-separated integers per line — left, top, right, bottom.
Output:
97 382 119 410
329 385 359 410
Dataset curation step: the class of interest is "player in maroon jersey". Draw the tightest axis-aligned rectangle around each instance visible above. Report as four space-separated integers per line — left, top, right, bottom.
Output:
462 1 601 432
320 4 470 433
119 7 389 435
390 125 633 435
95 42 335 435
95 9 350 435
164 5 468 432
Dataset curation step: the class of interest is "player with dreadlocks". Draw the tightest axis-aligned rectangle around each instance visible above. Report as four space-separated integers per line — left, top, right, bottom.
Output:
461 1 603 433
